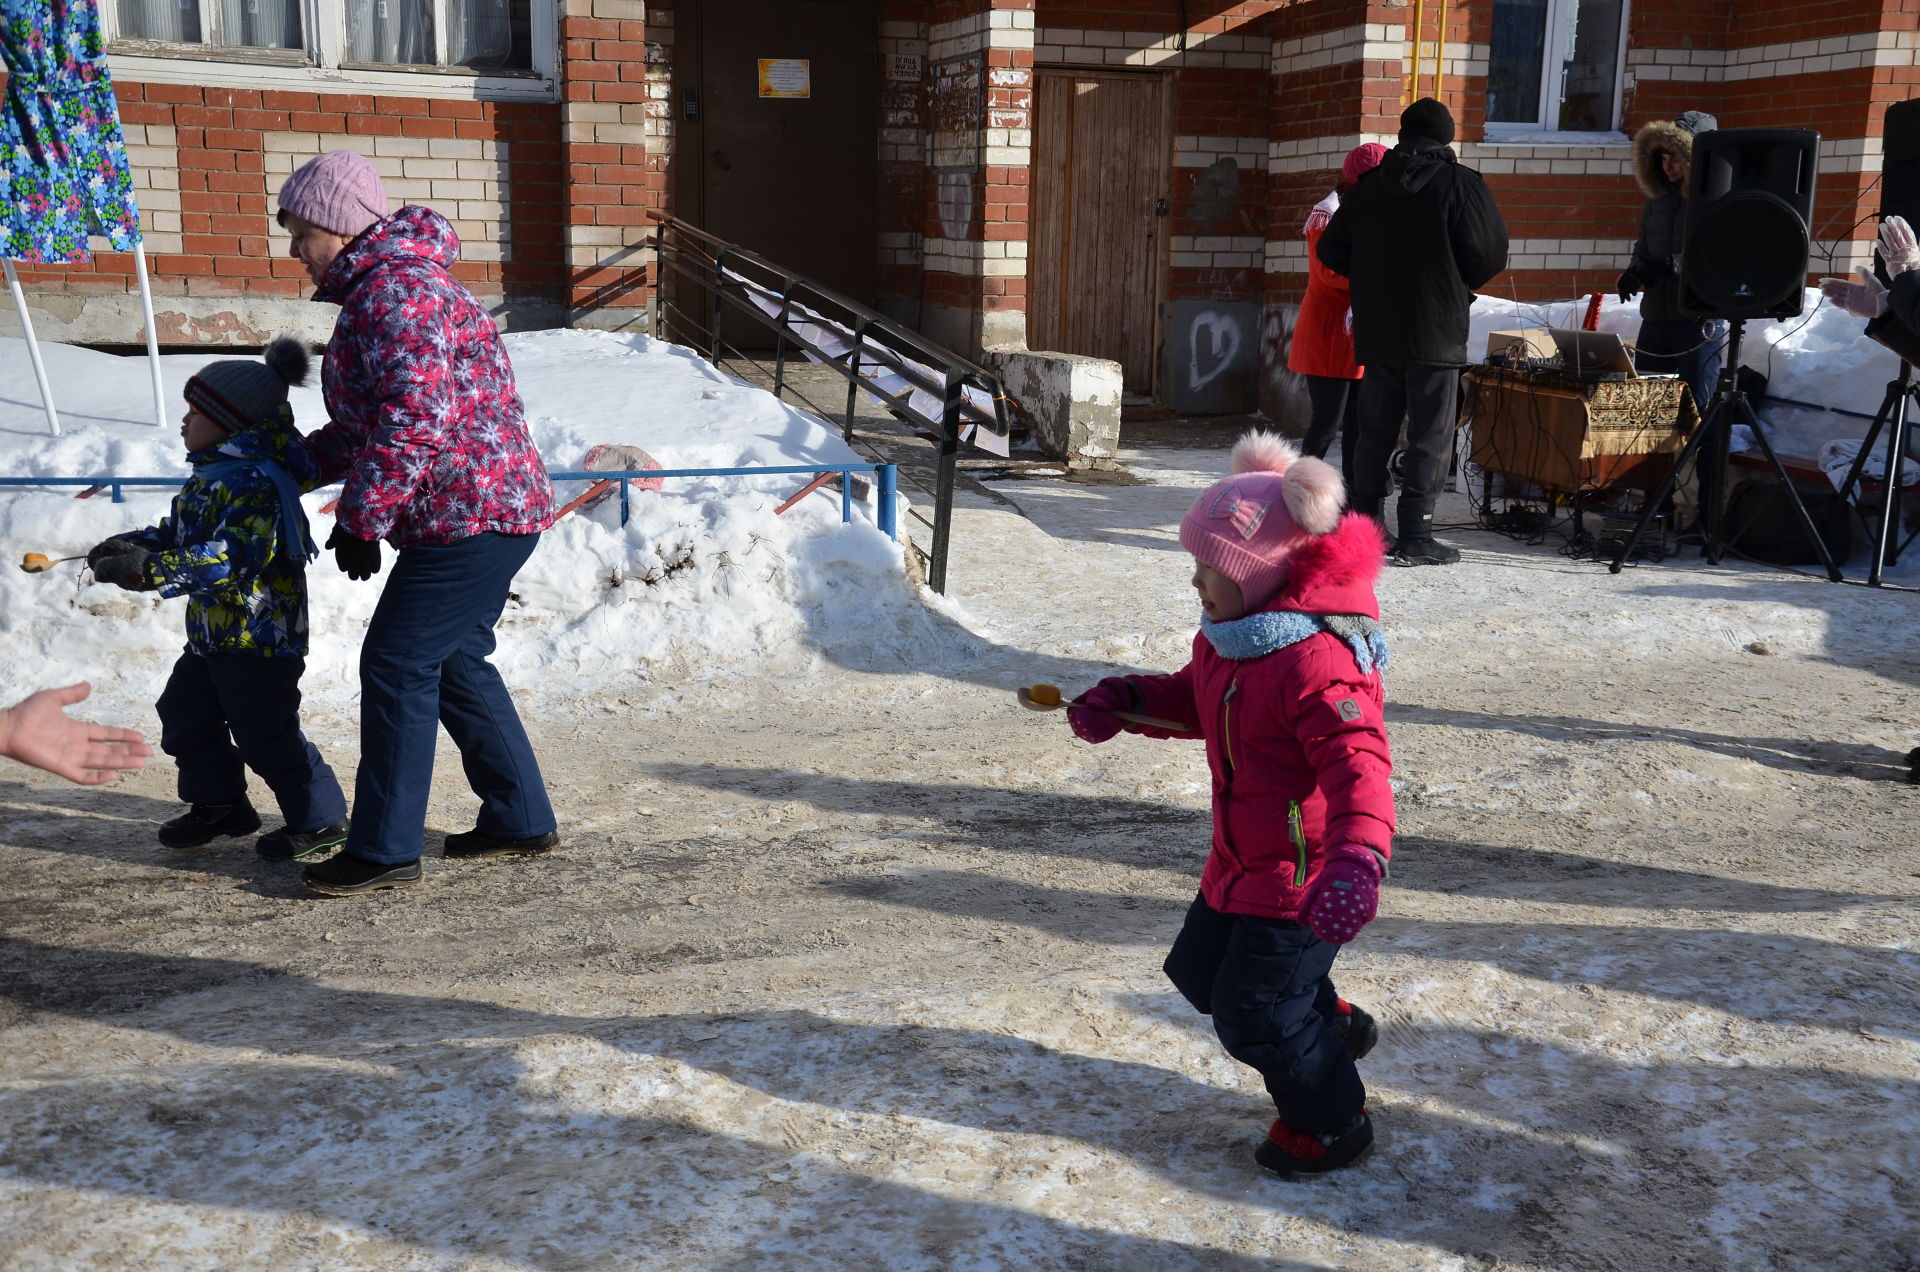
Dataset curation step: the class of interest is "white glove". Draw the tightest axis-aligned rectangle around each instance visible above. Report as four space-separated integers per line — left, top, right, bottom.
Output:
1880 215 1920 278
1820 266 1889 319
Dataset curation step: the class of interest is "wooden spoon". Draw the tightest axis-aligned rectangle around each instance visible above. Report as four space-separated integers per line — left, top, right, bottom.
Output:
19 553 83 574
1017 683 1194 733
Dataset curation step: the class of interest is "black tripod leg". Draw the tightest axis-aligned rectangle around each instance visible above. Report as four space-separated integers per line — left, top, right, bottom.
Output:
1868 382 1909 585
1734 395 1845 581
1608 398 1718 574
1838 372 1904 508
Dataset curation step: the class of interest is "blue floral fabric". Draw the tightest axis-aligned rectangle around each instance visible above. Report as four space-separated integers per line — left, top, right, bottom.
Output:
0 0 142 263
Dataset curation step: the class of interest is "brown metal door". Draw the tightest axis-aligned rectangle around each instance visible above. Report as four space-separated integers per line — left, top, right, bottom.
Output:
684 0 878 308
1029 69 1170 396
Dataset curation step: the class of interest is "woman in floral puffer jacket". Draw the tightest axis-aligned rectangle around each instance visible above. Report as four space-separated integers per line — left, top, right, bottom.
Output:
276 150 558 897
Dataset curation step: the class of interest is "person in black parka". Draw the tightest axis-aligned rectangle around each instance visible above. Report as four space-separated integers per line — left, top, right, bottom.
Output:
1620 111 1719 413
1319 97 1508 565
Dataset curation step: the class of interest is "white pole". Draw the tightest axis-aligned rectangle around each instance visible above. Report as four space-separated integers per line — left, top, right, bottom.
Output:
133 240 166 428
2 258 60 437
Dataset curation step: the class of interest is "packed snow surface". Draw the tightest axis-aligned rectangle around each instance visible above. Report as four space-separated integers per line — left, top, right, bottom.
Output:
1 311 1917 1272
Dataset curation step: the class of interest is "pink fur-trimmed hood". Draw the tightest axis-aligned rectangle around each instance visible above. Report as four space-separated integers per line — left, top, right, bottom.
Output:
1270 511 1388 620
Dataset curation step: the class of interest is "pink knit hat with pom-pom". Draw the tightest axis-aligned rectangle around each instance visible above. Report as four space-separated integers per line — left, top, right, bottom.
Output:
1178 431 1345 612
1342 142 1387 185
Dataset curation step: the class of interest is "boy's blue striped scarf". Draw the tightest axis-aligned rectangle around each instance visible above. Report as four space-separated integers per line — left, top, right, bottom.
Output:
201 459 319 563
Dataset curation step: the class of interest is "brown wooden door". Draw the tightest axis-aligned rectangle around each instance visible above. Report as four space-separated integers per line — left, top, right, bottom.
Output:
1029 69 1171 396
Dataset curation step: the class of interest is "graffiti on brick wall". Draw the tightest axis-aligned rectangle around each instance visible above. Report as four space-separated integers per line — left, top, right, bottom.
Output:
1189 158 1243 236
1188 309 1245 392
932 54 984 171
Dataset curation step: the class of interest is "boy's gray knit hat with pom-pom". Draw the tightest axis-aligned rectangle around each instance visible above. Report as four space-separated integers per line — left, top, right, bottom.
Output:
184 335 311 437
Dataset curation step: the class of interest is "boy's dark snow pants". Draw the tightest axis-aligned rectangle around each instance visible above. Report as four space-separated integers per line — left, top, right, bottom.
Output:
1163 892 1366 1132
157 651 346 833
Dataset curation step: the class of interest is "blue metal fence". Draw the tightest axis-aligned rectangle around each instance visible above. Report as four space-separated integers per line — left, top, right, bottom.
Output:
0 462 898 540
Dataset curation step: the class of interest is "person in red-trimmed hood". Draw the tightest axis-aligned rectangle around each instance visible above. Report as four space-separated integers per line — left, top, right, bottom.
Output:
1290 141 1387 486
1063 430 1394 1178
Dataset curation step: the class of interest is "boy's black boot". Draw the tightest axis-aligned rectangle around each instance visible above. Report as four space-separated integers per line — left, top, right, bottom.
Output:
302 851 422 896
1329 998 1379 1062
1254 1110 1374 1177
256 816 351 863
442 828 559 860
158 801 262 849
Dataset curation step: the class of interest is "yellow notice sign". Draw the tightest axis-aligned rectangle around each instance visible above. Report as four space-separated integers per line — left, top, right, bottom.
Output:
757 59 811 98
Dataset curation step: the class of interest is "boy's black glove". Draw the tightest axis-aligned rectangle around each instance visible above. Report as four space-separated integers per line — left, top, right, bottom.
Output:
327 525 382 581
92 547 155 591
1616 270 1640 304
86 537 144 567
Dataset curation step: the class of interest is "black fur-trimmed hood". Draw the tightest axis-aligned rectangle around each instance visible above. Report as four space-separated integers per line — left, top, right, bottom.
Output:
1632 112 1715 198
1633 120 1693 198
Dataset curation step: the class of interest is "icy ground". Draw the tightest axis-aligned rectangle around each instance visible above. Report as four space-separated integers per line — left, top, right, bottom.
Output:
1 330 1918 1271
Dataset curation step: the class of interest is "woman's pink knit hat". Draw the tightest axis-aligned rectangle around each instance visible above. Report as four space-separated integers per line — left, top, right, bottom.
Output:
276 150 388 238
1179 432 1346 612
1343 142 1388 184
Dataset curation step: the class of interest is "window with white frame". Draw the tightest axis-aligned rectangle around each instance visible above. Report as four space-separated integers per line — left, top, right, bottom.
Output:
1487 0 1629 134
110 0 535 72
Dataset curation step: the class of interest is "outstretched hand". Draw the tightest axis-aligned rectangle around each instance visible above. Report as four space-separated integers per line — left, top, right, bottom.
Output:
1820 267 1889 320
0 683 152 785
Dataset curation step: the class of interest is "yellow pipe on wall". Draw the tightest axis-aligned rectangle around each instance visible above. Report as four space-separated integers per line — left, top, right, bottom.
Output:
1408 0 1424 105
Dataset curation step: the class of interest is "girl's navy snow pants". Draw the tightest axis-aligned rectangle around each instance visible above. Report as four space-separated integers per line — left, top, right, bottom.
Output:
1163 892 1366 1132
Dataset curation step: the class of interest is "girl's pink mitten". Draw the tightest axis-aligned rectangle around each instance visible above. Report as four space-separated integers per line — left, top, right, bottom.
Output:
1067 677 1132 744
1303 844 1382 945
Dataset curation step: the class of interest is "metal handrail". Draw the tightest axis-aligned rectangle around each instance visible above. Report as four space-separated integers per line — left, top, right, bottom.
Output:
649 211 1008 592
0 463 900 540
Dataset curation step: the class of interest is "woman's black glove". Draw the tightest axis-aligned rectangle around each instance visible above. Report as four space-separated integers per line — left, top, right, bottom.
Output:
1616 270 1641 304
92 547 155 591
327 525 382 581
86 537 144 567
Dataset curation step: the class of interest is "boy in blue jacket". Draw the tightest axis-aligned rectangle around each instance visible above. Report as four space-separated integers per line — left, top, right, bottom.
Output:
89 337 350 861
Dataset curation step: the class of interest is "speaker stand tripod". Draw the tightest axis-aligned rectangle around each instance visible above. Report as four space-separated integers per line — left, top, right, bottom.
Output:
1608 318 1844 580
1830 359 1920 586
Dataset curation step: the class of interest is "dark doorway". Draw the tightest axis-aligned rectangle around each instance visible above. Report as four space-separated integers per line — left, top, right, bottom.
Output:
678 0 879 326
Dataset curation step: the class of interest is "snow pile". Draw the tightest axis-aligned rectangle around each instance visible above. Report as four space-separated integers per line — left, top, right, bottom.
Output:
0 331 963 715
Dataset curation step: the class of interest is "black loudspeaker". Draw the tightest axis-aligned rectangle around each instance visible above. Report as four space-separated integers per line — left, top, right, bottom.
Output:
1882 98 1920 227
1679 128 1819 320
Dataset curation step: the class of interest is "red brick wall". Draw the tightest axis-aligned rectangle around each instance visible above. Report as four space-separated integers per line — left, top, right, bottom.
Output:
562 0 672 316
1036 1 1279 309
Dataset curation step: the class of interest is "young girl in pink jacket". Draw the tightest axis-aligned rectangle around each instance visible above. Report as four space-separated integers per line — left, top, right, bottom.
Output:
1068 432 1394 1176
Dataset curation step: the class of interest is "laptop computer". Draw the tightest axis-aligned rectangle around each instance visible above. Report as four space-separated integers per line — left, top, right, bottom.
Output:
1548 328 1636 377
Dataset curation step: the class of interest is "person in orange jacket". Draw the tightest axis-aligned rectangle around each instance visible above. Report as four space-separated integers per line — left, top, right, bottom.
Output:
1289 142 1387 487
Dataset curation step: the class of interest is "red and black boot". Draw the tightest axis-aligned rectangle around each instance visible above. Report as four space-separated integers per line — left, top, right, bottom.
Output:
1329 998 1379 1061
1254 1111 1374 1177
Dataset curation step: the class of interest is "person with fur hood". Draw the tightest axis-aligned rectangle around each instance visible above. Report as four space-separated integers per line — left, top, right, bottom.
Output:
1619 111 1721 411
1065 432 1394 1177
